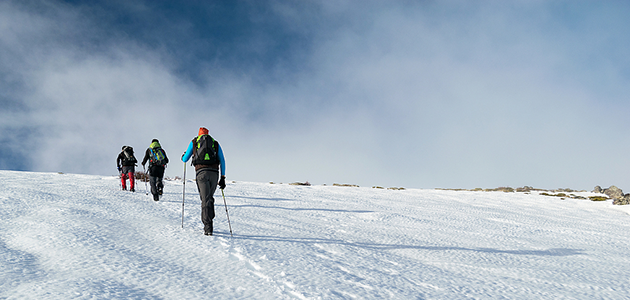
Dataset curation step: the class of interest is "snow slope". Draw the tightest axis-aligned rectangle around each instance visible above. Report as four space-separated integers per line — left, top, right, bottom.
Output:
1 170 630 299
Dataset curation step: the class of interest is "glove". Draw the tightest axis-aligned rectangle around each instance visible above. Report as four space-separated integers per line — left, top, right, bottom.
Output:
117 167 121 172
181 152 186 161
219 176 226 190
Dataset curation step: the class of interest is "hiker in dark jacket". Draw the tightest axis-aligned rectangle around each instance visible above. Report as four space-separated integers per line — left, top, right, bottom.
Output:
116 146 137 192
142 139 169 201
181 127 226 236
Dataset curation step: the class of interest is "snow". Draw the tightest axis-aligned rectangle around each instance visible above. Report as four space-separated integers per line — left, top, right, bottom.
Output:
1 170 630 299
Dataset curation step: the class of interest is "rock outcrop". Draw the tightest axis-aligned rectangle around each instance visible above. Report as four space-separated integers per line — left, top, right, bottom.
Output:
603 186 624 200
614 194 630 205
593 185 630 205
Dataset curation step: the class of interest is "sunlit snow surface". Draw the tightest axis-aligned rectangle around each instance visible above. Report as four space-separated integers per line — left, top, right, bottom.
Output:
1 170 630 299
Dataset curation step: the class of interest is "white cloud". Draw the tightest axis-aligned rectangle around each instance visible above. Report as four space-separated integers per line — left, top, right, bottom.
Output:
2 1 630 190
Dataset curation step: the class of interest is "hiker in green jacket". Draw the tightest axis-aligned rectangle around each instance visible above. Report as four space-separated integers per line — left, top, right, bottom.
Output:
142 139 169 201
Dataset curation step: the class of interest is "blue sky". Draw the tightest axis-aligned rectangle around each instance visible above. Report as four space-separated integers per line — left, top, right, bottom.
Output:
2 0 630 190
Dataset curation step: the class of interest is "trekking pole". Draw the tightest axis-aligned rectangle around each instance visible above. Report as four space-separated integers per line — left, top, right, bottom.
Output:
181 162 186 229
143 164 149 195
221 189 233 237
118 168 122 190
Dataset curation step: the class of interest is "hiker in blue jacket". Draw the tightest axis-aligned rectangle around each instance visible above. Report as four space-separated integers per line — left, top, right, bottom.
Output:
142 139 169 201
182 127 226 236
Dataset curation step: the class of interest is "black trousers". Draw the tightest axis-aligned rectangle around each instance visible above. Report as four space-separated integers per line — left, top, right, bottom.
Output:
149 176 163 198
149 165 165 200
195 168 218 233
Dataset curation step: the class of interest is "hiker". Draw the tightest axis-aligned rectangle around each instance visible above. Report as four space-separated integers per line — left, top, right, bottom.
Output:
181 127 226 236
142 139 169 201
116 145 137 192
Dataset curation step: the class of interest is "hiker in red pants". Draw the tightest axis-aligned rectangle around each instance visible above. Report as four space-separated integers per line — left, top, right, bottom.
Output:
116 145 138 192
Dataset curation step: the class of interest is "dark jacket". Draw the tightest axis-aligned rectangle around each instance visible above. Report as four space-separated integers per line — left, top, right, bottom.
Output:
141 142 169 177
117 150 137 168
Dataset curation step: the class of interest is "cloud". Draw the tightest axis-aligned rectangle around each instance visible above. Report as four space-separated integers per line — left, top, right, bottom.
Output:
264 1 630 189
2 1 630 190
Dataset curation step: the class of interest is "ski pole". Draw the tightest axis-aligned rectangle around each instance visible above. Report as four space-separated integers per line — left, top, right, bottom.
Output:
221 189 233 237
181 162 186 229
143 164 149 195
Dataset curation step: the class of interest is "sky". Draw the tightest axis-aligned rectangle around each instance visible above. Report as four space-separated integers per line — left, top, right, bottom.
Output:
1 0 630 190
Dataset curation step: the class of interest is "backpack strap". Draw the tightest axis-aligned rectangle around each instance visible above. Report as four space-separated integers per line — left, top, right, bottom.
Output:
192 136 198 159
149 148 156 163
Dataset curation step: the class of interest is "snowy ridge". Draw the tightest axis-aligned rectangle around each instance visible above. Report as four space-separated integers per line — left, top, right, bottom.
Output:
1 170 630 299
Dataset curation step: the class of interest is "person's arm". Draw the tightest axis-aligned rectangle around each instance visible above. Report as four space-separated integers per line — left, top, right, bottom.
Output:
217 143 226 177
116 153 122 169
141 148 150 166
182 140 194 162
217 143 226 189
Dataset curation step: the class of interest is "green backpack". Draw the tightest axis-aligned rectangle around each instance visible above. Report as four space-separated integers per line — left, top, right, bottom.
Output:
149 147 167 167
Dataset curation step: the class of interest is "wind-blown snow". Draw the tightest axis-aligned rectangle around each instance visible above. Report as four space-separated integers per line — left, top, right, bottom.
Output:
1 170 630 299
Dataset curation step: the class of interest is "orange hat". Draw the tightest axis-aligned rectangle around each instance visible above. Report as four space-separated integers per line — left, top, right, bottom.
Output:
198 127 209 136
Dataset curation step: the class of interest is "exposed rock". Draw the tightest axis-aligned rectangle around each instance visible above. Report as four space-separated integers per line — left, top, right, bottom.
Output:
603 186 624 200
333 183 359 187
590 196 608 201
592 186 603 193
613 194 630 205
553 188 584 193
516 186 534 193
485 187 514 192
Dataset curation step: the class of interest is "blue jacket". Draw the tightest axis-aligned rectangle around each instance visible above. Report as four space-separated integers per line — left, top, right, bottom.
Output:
182 137 225 176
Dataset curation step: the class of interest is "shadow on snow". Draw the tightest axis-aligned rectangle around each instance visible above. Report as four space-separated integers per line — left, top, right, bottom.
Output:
228 234 584 257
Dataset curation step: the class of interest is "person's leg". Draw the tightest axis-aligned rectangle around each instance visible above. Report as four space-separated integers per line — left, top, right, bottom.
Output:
121 172 127 190
196 169 219 235
157 176 164 195
129 171 135 192
150 176 159 201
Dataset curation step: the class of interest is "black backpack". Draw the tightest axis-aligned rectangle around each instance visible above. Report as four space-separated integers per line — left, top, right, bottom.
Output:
192 135 219 166
149 147 167 167
121 146 137 166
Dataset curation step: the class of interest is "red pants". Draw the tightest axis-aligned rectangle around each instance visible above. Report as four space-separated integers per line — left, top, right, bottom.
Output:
121 172 135 190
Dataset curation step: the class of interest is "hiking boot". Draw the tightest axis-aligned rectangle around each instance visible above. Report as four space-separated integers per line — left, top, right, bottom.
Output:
204 222 213 236
130 188 135 192
153 194 159 201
